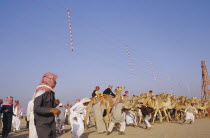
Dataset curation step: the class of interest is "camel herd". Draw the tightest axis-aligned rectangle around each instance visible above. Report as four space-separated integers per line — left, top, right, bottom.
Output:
84 86 210 131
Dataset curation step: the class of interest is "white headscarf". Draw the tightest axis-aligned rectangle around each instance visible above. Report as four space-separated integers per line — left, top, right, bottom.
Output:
80 98 91 104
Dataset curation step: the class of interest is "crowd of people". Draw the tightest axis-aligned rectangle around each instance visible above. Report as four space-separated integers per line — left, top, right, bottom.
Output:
0 72 199 138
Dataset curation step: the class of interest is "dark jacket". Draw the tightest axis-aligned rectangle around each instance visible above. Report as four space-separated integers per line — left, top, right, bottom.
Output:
139 106 154 116
34 92 57 126
34 91 58 138
0 104 13 137
103 88 116 97
92 90 97 97
0 105 13 121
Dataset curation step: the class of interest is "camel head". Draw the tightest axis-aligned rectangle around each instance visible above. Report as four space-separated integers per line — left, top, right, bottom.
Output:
159 92 167 99
115 86 125 98
137 98 143 103
180 96 187 103
140 93 147 98
115 86 125 92
132 95 140 102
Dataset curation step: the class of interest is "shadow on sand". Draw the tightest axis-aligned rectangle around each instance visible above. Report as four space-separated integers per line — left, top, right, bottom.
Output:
81 131 95 138
3 128 28 138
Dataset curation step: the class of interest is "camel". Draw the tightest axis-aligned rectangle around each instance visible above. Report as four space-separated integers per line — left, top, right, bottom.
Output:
84 86 125 131
83 89 209 131
161 93 175 121
137 92 175 123
191 98 209 118
174 96 189 121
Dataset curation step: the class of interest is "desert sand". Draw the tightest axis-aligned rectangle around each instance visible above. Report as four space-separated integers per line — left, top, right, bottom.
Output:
1 118 210 138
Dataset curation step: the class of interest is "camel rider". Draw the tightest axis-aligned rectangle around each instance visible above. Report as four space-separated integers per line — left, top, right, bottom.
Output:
123 91 129 96
92 86 100 98
103 85 116 98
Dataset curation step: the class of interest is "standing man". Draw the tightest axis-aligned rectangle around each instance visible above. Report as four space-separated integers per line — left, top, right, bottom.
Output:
12 100 22 132
27 99 38 138
70 98 91 138
183 103 198 124
94 98 106 134
34 72 61 138
107 98 129 135
56 103 66 134
103 85 116 98
0 96 14 138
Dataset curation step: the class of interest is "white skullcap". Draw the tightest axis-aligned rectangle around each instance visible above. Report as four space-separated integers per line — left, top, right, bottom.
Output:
59 103 63 106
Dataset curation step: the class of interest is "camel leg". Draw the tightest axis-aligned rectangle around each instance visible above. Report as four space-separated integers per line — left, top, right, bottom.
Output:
103 115 109 132
181 111 184 120
176 110 181 121
163 109 169 122
138 111 143 125
158 110 163 123
167 109 172 121
174 109 178 121
152 109 158 124
104 102 111 132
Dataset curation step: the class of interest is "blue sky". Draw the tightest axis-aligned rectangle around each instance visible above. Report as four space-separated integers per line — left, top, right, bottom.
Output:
0 0 210 110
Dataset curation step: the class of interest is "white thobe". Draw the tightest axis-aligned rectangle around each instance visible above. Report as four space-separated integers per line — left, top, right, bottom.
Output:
184 106 198 122
26 90 45 138
125 111 135 125
70 102 87 138
185 112 195 121
12 106 22 131
27 100 38 138
144 115 151 127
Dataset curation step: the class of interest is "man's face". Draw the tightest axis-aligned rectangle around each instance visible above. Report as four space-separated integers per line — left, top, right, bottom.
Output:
109 85 113 89
51 80 57 88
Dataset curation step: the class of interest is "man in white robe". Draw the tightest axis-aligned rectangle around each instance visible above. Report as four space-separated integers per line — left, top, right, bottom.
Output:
183 103 198 124
56 103 66 134
70 98 91 138
125 111 135 126
27 99 38 138
12 100 22 131
26 79 54 138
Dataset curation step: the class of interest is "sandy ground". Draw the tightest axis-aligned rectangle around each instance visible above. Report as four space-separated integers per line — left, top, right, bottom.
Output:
1 118 210 138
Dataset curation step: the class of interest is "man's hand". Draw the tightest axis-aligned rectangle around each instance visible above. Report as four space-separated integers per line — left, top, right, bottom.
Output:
55 99 60 105
73 117 77 121
5 109 9 112
50 108 61 115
